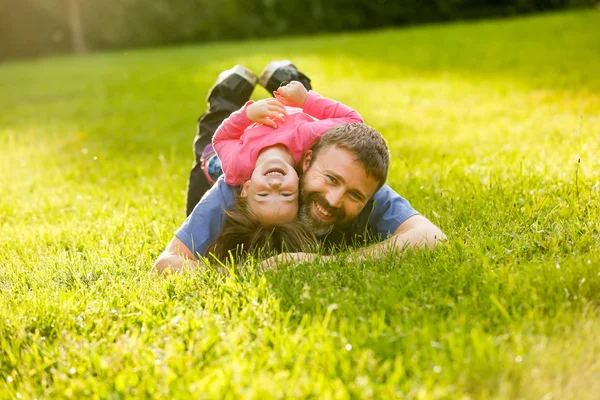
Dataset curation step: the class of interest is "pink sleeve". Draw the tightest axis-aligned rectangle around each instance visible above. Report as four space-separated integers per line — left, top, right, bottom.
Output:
294 91 364 147
302 91 363 122
212 101 254 185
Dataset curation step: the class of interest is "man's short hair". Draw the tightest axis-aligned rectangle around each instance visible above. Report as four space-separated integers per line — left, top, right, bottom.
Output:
310 123 390 189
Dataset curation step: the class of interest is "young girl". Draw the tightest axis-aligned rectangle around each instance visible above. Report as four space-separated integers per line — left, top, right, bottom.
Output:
206 80 363 261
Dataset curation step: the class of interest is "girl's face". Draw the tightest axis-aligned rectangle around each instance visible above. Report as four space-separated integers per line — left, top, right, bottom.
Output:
241 155 299 226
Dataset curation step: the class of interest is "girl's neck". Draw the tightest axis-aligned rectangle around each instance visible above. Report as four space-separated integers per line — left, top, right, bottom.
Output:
255 144 295 166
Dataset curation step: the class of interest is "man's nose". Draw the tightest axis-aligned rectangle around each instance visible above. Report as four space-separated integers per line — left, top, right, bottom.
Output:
325 188 344 208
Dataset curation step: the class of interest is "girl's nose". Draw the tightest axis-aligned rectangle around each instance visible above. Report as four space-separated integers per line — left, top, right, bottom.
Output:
269 180 282 188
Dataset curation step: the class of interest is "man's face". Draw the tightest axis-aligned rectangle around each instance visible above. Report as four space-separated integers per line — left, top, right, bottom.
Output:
299 145 380 235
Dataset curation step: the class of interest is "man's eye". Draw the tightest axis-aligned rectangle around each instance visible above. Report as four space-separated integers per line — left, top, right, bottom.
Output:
327 175 338 184
349 192 360 200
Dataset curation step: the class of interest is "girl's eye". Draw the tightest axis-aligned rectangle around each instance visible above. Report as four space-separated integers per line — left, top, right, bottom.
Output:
258 193 268 197
281 193 292 197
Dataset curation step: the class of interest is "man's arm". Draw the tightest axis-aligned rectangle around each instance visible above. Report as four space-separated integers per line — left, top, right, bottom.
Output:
152 179 235 274
349 214 446 261
261 215 445 269
152 236 199 274
261 186 446 268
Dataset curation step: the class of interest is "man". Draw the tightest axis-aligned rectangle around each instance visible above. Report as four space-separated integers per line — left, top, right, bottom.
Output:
154 61 445 273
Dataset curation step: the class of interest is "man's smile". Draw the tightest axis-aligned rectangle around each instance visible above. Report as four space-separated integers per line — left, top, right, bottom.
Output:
314 201 333 219
306 193 345 223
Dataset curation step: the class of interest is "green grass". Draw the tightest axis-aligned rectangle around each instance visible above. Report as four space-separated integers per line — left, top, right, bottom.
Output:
1 9 600 399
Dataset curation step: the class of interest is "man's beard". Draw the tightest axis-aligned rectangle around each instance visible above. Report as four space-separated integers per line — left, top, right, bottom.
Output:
299 186 346 237
298 203 334 236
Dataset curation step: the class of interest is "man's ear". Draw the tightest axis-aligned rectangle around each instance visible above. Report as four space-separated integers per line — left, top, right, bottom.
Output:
302 150 313 172
240 181 250 197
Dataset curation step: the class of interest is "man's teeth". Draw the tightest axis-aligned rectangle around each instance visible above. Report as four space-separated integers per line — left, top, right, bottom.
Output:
316 203 331 217
266 171 283 176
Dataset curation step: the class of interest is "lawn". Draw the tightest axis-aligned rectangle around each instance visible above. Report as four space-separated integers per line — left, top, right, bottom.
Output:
1 9 599 399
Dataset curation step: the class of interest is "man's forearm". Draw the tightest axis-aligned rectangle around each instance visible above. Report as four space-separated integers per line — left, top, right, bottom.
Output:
349 226 446 261
263 226 445 268
261 252 326 270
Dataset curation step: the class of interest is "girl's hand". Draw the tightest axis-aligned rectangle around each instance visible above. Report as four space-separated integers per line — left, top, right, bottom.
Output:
246 99 286 128
274 81 308 108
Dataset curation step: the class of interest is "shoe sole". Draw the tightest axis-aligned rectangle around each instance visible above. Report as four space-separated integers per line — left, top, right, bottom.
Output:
258 60 294 88
217 65 258 87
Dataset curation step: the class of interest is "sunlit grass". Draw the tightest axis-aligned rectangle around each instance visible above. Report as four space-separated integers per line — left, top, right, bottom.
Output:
1 9 599 399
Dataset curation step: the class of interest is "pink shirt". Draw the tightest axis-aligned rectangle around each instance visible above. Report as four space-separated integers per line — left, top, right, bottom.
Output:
212 91 363 186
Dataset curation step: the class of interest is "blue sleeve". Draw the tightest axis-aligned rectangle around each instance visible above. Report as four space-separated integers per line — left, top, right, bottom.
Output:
174 178 236 258
367 185 420 238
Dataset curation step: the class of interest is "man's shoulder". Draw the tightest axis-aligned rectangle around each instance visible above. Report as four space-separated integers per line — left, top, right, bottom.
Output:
370 184 399 202
359 184 403 217
210 177 237 204
369 184 418 219
326 184 418 246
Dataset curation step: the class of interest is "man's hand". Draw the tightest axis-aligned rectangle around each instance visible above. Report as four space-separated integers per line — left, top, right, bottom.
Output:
261 252 327 270
246 99 286 128
274 81 308 108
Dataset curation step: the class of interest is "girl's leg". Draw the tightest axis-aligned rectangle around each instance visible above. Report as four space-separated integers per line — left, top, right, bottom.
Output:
186 66 257 216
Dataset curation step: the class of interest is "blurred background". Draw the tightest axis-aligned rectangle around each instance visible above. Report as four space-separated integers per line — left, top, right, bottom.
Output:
1 0 596 60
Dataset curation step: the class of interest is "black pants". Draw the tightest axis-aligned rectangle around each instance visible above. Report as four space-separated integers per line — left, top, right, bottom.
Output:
186 100 240 216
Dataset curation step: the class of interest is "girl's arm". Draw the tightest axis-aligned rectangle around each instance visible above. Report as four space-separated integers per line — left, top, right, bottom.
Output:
275 82 364 148
212 102 255 174
213 100 287 158
275 81 363 122
213 100 287 185
302 91 363 122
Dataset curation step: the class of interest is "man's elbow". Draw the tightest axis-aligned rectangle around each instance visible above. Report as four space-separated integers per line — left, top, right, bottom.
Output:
152 252 181 275
152 237 199 275
399 225 446 251
426 226 447 249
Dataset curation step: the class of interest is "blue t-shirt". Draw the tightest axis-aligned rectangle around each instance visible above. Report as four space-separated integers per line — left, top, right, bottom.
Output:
175 177 419 258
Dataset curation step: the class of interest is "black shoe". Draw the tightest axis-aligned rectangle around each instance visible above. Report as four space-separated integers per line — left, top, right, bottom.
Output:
258 60 312 95
206 65 258 108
